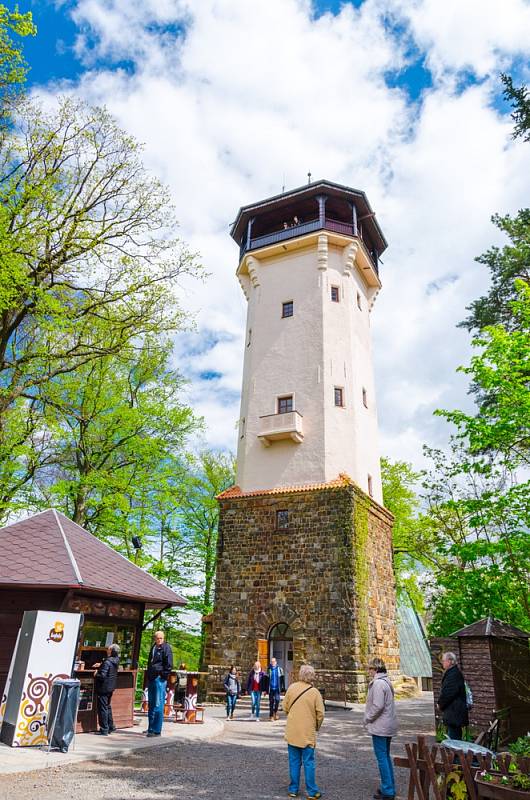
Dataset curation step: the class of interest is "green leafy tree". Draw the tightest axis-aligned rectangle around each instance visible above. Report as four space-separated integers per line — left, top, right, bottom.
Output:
0 4 35 119
167 451 235 662
460 210 530 334
33 335 200 552
380 457 428 611
0 97 200 519
427 283 530 634
501 73 530 143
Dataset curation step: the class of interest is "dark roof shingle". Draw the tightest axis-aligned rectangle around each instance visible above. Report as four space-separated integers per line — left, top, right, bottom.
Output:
0 509 185 609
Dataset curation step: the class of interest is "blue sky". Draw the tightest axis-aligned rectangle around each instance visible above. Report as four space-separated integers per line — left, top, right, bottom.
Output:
13 0 530 468
24 1 437 99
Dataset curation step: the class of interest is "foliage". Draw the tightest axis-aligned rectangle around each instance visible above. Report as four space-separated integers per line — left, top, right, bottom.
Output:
0 96 201 522
426 282 530 635
380 457 428 611
460 210 530 334
511 773 530 791
138 624 201 671
353 490 370 665
510 737 530 758
501 73 530 143
0 4 35 119
31 335 200 554
446 770 469 800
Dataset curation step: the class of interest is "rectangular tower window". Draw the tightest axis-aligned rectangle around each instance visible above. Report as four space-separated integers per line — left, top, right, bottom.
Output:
357 292 362 310
334 387 344 407
276 509 289 530
368 474 373 497
278 395 293 414
331 285 340 302
362 388 368 408
282 301 293 318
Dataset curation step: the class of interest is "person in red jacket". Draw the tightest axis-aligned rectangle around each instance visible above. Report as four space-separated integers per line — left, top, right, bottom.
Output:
246 660 267 721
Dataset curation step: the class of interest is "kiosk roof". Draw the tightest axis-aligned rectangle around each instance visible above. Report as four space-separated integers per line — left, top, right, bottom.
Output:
0 509 186 609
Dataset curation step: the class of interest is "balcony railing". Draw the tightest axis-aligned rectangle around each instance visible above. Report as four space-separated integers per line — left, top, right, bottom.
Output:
239 217 378 274
258 410 304 446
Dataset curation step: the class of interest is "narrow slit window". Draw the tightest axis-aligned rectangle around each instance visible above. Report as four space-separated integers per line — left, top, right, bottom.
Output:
278 395 293 414
331 285 340 303
334 387 344 407
282 301 294 318
356 292 362 310
276 509 289 530
247 328 252 347
368 474 373 497
362 388 368 408
240 417 245 439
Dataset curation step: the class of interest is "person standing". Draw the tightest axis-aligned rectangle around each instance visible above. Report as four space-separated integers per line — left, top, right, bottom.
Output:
146 630 173 737
364 657 398 800
246 660 267 721
283 664 325 800
94 644 120 736
268 656 285 721
223 665 241 719
175 662 187 709
437 651 469 740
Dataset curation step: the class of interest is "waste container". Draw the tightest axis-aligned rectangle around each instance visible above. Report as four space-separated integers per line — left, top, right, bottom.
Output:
47 678 80 752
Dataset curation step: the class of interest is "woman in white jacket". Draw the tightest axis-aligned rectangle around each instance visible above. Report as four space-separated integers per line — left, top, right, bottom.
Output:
364 657 398 800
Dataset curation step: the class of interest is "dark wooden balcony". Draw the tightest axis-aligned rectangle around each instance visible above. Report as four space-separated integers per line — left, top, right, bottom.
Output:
239 216 379 275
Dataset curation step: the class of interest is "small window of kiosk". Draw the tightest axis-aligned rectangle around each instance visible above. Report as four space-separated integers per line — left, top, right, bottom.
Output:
78 621 136 669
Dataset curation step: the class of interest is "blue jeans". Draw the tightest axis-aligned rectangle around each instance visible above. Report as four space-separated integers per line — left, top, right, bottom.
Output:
288 744 319 797
147 676 166 734
226 693 237 717
269 688 281 717
251 690 261 718
372 735 395 797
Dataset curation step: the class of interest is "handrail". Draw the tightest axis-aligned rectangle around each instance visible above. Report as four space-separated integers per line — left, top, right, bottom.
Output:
240 217 378 275
259 410 303 419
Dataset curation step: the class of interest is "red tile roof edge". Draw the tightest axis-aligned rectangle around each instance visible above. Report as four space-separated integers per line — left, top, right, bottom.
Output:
217 474 393 519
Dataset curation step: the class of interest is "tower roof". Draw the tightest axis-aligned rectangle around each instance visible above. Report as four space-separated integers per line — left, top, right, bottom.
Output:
0 509 186 609
230 179 388 255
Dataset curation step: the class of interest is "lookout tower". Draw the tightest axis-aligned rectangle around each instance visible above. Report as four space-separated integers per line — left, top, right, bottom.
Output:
232 180 385 502
205 181 399 701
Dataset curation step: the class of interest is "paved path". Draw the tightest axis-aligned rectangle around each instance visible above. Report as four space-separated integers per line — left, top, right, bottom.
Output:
0 695 435 800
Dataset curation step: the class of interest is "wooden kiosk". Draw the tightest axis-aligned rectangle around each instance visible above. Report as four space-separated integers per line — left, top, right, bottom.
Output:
0 509 186 734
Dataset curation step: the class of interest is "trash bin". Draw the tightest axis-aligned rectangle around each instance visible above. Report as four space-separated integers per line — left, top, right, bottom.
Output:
47 678 80 753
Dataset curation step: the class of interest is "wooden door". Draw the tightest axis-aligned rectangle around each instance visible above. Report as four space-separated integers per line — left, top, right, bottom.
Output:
257 639 269 667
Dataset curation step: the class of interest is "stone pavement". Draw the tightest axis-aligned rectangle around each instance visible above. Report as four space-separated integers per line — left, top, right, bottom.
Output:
0 711 223 776
0 694 436 800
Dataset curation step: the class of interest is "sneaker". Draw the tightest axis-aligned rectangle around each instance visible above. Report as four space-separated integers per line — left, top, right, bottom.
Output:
146 732 160 738
96 730 109 736
255 717 260 722
306 794 322 799
288 793 298 798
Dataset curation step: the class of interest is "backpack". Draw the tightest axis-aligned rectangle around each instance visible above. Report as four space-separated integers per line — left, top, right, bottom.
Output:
465 681 473 709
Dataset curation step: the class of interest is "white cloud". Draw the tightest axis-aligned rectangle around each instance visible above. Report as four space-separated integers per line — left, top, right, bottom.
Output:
39 0 530 472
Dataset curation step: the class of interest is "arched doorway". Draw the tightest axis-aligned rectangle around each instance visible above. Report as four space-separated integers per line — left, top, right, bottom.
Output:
269 622 294 688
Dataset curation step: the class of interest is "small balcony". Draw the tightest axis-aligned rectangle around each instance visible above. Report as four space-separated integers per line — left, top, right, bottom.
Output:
258 411 304 447
239 216 379 275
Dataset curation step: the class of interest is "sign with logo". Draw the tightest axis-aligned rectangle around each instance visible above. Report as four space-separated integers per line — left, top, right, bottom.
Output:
0 610 81 747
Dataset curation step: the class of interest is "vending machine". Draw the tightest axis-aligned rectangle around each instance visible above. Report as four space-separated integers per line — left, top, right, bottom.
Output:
0 610 82 747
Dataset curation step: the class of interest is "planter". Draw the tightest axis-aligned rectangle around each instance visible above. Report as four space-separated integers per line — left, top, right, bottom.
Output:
476 777 530 800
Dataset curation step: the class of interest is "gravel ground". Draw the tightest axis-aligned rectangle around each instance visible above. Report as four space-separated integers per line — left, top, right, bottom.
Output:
0 695 435 800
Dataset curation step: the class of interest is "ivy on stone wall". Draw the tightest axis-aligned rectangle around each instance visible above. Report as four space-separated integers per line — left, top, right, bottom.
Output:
353 489 370 668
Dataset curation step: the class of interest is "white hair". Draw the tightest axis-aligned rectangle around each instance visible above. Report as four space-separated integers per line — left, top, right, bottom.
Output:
442 652 457 664
299 664 316 684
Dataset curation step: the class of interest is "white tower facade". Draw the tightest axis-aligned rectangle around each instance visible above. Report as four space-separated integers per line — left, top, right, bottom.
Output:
231 181 387 504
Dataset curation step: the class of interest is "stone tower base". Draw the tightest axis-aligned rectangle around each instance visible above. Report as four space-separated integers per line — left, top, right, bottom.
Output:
204 475 400 702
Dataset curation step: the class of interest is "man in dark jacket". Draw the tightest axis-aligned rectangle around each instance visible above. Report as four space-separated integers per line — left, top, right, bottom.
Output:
146 630 173 737
94 644 120 735
437 651 469 740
